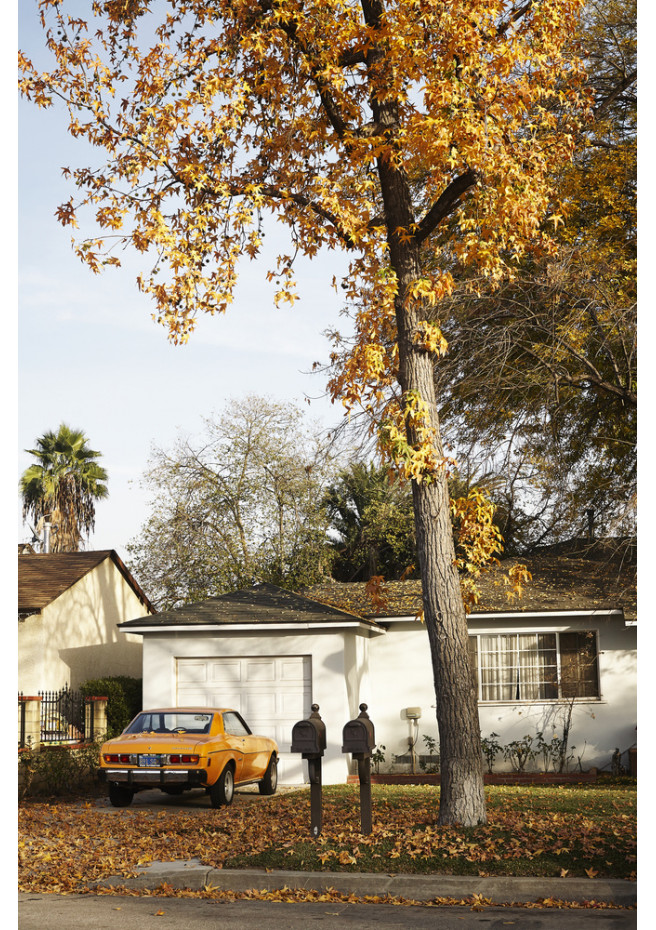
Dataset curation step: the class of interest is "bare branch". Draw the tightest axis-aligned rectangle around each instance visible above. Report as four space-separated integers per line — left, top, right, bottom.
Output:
593 69 637 121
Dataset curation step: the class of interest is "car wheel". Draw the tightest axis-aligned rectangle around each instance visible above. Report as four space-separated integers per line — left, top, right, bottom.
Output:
209 763 235 808
108 784 134 808
258 755 278 795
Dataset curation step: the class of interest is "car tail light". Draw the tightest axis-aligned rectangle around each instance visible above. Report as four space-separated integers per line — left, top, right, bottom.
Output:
167 754 199 764
119 754 131 763
181 754 199 764
104 754 119 763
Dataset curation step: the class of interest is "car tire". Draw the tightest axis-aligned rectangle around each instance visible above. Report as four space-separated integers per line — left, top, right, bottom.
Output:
258 755 278 795
209 763 235 808
108 784 134 808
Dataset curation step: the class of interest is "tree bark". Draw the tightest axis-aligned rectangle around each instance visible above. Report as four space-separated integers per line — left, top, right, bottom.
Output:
400 307 486 826
376 153 487 826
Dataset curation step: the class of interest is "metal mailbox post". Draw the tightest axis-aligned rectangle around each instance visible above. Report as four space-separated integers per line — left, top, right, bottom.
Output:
290 703 326 836
342 703 375 834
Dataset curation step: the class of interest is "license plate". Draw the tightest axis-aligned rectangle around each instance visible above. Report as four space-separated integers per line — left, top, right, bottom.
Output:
139 754 160 767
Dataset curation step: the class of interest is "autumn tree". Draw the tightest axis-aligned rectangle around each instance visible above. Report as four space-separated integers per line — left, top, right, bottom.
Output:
20 423 109 552
20 0 587 825
126 396 335 609
428 0 636 550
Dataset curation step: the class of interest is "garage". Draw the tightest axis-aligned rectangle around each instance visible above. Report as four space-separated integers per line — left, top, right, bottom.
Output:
176 655 312 784
119 582 382 785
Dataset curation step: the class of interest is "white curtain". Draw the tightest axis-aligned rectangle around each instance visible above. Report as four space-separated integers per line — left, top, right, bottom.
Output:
479 633 558 701
479 634 516 701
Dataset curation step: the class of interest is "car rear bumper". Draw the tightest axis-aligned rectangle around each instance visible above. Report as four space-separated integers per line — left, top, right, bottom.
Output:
98 767 208 788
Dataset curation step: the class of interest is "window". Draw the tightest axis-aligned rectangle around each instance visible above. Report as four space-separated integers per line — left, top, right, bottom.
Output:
126 712 214 734
469 631 599 702
222 711 251 737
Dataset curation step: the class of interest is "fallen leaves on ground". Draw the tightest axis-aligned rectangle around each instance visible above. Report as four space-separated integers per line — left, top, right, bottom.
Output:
18 785 636 901
90 884 632 911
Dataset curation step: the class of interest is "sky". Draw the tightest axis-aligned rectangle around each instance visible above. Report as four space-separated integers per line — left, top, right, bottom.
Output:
15 2 355 565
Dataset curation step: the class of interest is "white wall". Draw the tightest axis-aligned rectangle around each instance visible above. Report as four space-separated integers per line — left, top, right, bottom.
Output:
471 614 637 772
137 610 637 783
366 613 637 774
139 627 374 785
368 621 441 768
18 558 144 693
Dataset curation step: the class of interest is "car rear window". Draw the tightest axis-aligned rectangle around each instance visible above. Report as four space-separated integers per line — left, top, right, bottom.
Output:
125 712 214 734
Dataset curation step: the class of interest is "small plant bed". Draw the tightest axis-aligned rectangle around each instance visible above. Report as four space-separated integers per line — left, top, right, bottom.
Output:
350 771 599 785
18 781 635 894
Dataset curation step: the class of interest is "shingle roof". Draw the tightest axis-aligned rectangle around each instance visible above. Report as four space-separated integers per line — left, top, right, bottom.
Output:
118 581 382 629
18 550 155 614
304 540 637 622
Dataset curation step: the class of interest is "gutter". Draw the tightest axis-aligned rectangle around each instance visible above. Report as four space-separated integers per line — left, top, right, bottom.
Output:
118 621 387 636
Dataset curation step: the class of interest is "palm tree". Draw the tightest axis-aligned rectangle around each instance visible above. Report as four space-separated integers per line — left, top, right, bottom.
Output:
20 424 109 552
325 461 418 582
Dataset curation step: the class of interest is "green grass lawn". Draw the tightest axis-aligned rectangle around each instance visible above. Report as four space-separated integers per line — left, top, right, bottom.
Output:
226 781 637 880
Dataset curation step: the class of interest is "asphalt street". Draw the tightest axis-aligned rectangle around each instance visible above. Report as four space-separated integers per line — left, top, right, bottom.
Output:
17 894 638 930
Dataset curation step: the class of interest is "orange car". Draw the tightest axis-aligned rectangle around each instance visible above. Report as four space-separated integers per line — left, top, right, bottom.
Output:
98 707 278 808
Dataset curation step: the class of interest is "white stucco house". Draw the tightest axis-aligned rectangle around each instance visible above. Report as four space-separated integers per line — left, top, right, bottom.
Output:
118 540 636 785
18 550 154 693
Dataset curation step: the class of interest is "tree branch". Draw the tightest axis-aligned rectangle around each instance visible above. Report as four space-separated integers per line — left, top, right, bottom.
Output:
414 169 478 244
253 182 360 249
252 0 352 141
496 1 533 37
593 69 637 121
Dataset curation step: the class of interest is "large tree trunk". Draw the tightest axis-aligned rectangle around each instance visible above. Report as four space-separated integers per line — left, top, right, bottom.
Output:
365 0 486 823
410 406 487 826
377 166 486 826
400 309 487 826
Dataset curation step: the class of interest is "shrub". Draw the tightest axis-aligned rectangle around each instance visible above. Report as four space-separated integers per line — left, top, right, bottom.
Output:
481 732 502 773
419 734 440 773
19 741 102 799
503 734 537 772
371 744 386 774
79 676 142 737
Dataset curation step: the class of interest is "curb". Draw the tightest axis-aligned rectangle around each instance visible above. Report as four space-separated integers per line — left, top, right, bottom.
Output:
95 860 637 906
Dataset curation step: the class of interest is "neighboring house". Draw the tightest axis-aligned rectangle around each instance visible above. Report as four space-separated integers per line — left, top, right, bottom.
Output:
18 550 155 693
118 540 636 786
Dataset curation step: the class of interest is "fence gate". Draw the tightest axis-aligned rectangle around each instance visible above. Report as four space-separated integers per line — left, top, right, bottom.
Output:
40 687 85 743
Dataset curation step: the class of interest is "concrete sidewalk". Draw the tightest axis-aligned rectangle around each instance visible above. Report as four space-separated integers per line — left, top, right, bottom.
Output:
94 859 637 907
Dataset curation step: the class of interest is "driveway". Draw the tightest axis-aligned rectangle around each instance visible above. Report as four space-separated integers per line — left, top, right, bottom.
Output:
94 784 304 811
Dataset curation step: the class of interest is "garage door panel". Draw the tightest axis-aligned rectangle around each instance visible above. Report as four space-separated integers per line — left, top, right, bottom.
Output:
209 661 242 683
176 656 311 784
280 692 306 716
242 691 277 717
244 660 276 682
177 691 209 707
279 658 309 681
177 663 208 685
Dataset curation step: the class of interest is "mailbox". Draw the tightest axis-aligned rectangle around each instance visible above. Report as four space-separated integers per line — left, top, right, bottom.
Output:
342 703 375 760
291 704 326 759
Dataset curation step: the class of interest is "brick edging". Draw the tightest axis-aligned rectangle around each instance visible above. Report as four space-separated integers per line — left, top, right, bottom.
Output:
347 772 598 785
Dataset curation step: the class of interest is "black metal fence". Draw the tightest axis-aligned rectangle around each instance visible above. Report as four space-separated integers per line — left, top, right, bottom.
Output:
18 688 100 748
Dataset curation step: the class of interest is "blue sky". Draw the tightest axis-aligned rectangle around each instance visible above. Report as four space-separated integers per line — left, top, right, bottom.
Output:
16 2 354 562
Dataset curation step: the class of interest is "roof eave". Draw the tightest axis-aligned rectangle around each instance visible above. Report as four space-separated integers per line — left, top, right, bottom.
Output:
118 620 385 635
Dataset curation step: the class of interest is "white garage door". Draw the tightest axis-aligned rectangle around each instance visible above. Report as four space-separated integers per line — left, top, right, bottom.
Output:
176 655 312 785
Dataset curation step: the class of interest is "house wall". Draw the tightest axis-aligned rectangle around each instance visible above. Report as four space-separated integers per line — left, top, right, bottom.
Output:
139 627 374 785
18 558 145 693
470 613 637 773
136 609 636 784
366 613 637 775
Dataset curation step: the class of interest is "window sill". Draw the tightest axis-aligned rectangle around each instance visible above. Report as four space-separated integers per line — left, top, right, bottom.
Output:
478 698 604 706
